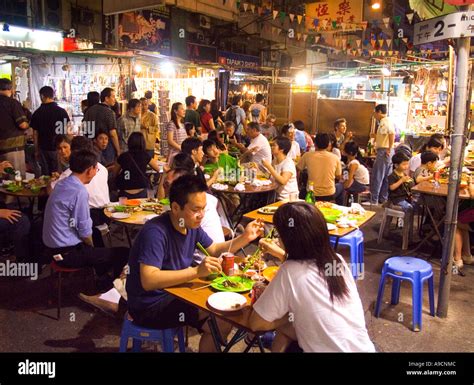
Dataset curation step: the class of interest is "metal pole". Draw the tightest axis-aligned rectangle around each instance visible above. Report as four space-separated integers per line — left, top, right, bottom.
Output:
437 5 473 317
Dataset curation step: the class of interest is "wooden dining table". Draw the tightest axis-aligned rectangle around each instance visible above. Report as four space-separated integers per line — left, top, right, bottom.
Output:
0 185 48 219
244 200 376 249
165 278 267 353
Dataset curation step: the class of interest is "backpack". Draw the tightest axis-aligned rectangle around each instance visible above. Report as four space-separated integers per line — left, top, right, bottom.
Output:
225 106 239 128
250 107 261 122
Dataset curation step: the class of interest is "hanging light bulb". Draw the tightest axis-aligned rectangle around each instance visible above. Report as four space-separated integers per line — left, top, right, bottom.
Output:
371 0 381 10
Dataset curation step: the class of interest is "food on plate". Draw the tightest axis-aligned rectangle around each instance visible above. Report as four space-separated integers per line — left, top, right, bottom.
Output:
315 201 334 209
210 276 254 292
112 205 141 213
125 199 141 206
258 206 278 215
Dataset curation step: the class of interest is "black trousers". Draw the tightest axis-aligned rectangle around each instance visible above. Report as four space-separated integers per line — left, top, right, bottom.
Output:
90 208 110 248
46 242 129 280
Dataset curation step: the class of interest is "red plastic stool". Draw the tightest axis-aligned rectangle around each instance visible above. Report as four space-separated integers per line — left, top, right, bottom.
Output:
50 261 82 320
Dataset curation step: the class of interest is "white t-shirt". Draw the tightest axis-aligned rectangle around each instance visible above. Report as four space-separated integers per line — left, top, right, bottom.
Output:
375 116 395 149
273 157 299 200
348 159 369 185
253 259 375 352
409 153 421 173
193 193 225 265
51 163 110 209
248 133 272 165
332 148 342 159
287 141 301 161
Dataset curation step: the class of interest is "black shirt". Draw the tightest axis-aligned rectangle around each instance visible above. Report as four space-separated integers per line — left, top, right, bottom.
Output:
388 172 415 204
116 150 152 190
30 102 70 151
0 95 28 151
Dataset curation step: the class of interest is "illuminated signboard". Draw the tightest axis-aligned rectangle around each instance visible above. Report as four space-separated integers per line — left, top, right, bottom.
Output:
0 23 63 51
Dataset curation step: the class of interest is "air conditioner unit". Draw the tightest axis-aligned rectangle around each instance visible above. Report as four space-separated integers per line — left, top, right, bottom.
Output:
199 15 211 29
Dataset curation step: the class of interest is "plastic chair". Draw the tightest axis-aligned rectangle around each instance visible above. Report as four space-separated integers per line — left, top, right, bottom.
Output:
119 312 185 353
374 256 435 332
50 261 83 320
330 230 364 280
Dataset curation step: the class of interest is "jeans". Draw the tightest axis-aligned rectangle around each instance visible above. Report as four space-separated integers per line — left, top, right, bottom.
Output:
334 183 345 205
39 150 58 175
0 213 31 261
396 199 415 214
370 148 393 203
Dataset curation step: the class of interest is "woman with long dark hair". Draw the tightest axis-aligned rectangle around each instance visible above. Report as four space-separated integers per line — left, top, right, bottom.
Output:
197 99 216 134
166 102 187 164
210 99 224 129
114 132 162 199
247 202 375 352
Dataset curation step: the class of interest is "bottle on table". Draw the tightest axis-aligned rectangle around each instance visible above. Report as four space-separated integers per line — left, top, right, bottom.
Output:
305 181 315 204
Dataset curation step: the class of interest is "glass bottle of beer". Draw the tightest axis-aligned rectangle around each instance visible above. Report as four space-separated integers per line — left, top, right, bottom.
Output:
305 181 315 204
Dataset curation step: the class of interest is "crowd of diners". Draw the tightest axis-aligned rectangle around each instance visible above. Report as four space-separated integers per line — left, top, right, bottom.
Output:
0 75 472 352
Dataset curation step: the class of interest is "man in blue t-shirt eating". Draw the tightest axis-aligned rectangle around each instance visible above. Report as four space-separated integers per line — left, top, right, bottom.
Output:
126 174 264 352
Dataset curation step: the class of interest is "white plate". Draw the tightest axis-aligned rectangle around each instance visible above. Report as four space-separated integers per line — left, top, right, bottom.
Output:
111 212 131 219
257 206 278 215
143 214 159 222
207 292 248 312
327 223 337 231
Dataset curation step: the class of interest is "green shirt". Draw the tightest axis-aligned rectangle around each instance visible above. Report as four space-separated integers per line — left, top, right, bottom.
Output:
185 109 201 130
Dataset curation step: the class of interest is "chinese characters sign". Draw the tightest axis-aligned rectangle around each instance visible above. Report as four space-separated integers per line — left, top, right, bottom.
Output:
414 10 474 44
305 0 363 28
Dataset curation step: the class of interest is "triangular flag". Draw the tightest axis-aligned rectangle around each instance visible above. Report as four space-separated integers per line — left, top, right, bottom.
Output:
383 17 390 28
358 49 362 55
250 4 255 13
356 39 361 48
371 39 376 48
297 15 303 24
243 3 248 12
406 13 414 24
386 38 392 47
279 11 286 22
321 19 328 29
378 39 384 48
303 34 308 42
297 32 302 40
402 37 408 44
332 20 338 29
342 39 347 47
315 36 320 44
289 14 295 22
361 21 368 30
273 10 278 19
388 50 393 56
394 38 400 47
393 15 402 25
341 22 346 30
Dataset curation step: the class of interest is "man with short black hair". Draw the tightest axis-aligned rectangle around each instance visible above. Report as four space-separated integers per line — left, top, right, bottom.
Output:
225 95 247 135
126 174 264 351
249 93 267 124
43 149 127 289
297 133 342 201
184 95 201 135
369 104 395 205
83 87 121 160
30 86 70 175
0 78 29 175
144 90 157 114
240 121 271 168
117 98 141 151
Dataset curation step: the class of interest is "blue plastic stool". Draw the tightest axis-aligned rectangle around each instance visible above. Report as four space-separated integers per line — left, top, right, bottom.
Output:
119 312 185 352
330 230 364 279
374 257 435 332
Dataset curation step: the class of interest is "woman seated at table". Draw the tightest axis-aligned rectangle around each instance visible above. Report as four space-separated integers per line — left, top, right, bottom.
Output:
246 202 375 352
114 132 162 199
53 134 72 175
261 136 299 201
335 142 370 205
454 183 474 276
